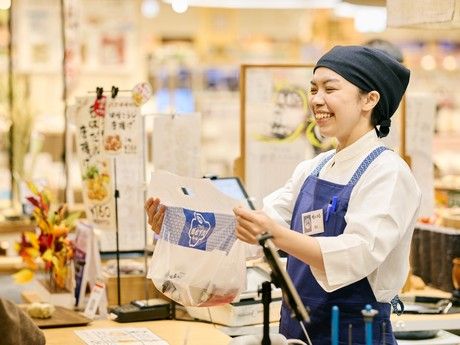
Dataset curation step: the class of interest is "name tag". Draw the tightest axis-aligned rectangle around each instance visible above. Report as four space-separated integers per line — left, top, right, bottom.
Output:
301 209 324 235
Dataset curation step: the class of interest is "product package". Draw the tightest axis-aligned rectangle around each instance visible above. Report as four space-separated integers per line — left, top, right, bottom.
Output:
147 171 247 307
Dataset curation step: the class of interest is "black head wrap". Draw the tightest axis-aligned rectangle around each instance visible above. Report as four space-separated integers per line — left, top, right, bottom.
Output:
314 45 410 138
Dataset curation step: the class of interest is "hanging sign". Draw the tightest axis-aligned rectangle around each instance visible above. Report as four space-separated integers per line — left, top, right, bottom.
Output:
75 97 116 230
99 96 146 251
103 97 142 155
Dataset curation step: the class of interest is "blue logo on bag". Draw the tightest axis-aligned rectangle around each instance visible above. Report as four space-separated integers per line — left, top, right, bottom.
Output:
178 209 216 251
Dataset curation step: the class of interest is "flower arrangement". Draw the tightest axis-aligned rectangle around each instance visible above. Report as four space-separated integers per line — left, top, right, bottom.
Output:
13 182 81 290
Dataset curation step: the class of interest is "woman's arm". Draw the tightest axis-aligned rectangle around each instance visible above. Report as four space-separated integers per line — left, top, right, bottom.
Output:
234 207 325 272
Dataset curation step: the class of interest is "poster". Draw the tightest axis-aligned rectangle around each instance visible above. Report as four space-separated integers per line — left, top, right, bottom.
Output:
14 0 62 73
75 97 116 230
241 65 328 207
406 93 436 217
98 153 147 252
74 94 147 252
152 113 202 178
80 0 136 73
103 97 142 155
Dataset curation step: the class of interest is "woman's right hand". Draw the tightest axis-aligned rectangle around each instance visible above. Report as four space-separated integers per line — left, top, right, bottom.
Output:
144 197 165 235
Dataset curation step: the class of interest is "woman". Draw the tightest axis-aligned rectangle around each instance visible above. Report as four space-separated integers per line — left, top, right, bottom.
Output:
233 45 421 344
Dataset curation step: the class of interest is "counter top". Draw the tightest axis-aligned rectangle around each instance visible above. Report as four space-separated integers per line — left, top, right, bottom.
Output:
43 319 231 345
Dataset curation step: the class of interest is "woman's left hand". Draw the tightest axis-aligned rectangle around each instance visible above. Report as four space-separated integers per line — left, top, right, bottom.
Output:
233 207 277 245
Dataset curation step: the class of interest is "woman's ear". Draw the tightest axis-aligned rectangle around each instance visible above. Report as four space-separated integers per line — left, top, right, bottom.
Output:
362 90 380 111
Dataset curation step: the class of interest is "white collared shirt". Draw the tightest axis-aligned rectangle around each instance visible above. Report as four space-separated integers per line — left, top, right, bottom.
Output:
263 130 422 302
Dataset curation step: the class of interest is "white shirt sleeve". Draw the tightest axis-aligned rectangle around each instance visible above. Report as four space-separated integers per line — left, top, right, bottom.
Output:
311 154 421 291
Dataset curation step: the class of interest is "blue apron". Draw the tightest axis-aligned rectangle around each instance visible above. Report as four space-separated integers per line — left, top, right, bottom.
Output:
280 146 398 345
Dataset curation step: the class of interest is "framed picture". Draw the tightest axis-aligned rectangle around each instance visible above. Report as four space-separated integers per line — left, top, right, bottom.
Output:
13 0 62 73
239 64 333 208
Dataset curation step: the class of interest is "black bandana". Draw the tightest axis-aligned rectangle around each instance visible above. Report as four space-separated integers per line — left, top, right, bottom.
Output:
314 45 410 138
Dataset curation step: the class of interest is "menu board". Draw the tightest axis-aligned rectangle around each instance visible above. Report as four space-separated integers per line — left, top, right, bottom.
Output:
75 96 116 230
74 95 146 252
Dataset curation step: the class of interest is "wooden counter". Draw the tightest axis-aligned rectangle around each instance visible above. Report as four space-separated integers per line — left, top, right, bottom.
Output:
43 319 231 345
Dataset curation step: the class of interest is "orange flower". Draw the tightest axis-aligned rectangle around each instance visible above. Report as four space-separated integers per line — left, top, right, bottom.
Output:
13 181 81 289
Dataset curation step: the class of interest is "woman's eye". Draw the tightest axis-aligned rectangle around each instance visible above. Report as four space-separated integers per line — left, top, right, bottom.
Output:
310 88 317 94
325 88 336 92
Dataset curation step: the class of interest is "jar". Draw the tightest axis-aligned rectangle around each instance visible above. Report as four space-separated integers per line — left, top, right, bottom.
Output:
453 258 460 290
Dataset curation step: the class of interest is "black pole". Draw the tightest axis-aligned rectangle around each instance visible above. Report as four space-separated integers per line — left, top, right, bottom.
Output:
261 281 272 345
258 233 310 324
113 158 121 306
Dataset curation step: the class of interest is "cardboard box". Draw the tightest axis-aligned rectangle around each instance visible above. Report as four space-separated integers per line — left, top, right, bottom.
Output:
104 273 162 306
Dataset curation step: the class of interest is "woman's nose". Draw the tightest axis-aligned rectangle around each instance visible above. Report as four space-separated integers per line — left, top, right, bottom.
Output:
310 90 324 106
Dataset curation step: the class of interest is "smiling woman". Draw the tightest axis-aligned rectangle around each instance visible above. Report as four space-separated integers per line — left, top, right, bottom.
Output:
233 45 420 344
312 46 410 141
308 69 378 149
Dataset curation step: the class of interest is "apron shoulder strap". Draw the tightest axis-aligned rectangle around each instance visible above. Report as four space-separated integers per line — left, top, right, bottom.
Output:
310 152 335 177
348 146 389 186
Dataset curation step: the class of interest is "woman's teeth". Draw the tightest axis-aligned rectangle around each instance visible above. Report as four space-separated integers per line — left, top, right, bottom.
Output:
315 112 333 120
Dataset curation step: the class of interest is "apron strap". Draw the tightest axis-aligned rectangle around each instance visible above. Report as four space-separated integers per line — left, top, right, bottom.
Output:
310 152 335 177
347 146 389 186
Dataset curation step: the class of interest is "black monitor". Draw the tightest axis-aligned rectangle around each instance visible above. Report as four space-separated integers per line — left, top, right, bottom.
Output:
207 177 255 210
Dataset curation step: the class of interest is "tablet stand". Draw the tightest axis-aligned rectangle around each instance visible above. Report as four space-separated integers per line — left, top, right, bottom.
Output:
229 233 312 345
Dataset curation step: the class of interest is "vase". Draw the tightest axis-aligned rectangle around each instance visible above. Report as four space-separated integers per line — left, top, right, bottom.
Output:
36 266 76 308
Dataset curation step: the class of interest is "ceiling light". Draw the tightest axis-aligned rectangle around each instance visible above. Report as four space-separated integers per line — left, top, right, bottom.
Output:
442 55 457 71
420 55 436 71
142 0 160 18
172 0 189 13
335 3 386 33
0 0 11 10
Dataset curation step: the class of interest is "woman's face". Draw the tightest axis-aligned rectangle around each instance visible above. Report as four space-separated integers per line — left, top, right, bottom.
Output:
308 67 373 148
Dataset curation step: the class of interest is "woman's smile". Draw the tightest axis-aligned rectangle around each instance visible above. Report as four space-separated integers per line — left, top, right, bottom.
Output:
314 111 334 127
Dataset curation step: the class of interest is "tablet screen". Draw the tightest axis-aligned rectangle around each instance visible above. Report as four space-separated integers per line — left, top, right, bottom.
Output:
209 177 255 210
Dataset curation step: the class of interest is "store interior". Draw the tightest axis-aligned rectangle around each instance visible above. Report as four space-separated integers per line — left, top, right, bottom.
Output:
0 0 459 344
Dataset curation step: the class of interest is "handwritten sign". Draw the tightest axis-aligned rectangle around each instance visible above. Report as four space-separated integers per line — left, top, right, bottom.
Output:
103 98 141 154
75 97 116 230
75 94 147 251
406 93 436 217
152 113 202 178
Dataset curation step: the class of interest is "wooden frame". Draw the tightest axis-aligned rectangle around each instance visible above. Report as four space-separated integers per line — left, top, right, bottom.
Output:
236 64 410 208
237 64 318 207
400 95 411 167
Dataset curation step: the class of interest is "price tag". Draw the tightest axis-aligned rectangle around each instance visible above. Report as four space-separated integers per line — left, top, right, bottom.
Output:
84 281 108 319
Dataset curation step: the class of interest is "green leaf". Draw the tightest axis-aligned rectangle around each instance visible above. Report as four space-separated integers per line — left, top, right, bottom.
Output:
63 212 82 228
83 166 99 180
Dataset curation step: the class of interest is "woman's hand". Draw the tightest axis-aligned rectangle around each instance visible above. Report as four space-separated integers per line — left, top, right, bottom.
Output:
233 207 277 245
144 197 165 235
